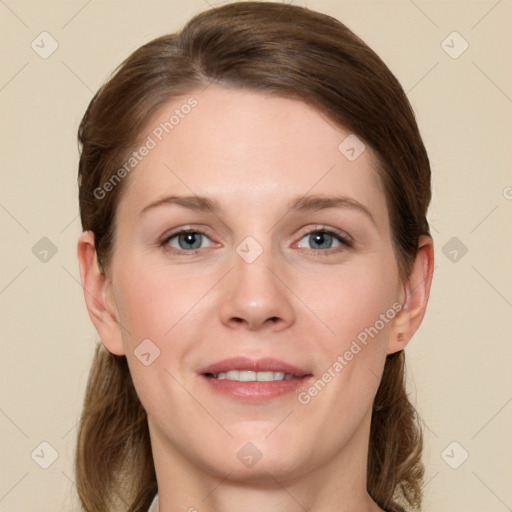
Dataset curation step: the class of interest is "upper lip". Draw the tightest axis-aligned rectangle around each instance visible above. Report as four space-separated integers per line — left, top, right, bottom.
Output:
197 357 311 377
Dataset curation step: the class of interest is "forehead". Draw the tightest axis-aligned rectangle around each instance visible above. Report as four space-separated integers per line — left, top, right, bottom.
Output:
117 85 387 223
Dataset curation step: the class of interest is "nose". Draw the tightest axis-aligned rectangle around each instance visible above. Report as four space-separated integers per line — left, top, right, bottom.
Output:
219 244 296 332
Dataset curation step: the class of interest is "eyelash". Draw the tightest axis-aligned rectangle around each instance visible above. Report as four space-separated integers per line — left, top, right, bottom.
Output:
160 226 353 256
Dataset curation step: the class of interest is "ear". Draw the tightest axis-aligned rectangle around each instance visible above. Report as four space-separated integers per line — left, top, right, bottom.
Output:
77 231 125 356
387 235 434 354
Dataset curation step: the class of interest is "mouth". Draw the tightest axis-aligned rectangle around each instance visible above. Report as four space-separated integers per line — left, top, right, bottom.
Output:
204 370 300 381
197 357 313 402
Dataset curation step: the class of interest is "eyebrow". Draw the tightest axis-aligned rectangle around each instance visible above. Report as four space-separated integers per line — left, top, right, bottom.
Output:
289 195 376 226
139 194 376 226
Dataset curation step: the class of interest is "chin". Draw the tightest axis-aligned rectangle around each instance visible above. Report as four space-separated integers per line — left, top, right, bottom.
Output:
199 435 315 482
210 454 309 484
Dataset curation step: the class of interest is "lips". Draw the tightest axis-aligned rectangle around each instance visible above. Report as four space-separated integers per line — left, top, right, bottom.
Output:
197 357 313 403
197 357 311 378
209 370 295 381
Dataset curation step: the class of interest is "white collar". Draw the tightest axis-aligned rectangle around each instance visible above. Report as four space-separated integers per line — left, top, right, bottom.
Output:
147 492 159 512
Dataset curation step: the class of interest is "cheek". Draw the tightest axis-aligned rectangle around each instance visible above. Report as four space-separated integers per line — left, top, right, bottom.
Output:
300 252 399 405
113 257 203 344
112 260 203 414
311 256 399 347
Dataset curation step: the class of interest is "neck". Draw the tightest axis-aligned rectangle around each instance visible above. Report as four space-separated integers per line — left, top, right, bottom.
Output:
148 410 384 512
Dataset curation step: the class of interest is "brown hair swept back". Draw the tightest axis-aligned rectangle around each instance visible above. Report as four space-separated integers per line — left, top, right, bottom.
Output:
76 2 431 511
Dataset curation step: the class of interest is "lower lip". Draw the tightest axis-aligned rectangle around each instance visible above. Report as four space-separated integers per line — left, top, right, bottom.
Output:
200 375 313 402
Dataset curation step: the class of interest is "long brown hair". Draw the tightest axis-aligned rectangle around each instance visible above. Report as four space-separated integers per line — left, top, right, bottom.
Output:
76 2 431 511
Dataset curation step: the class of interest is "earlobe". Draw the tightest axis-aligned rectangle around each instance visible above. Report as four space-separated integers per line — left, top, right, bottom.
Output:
77 231 125 356
387 235 434 354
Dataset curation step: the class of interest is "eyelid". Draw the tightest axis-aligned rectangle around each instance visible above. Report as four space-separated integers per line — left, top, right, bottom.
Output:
293 227 353 256
160 226 217 249
160 224 353 254
296 224 353 245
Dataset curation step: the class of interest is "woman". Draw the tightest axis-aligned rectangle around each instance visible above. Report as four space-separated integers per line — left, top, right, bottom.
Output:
75 2 434 511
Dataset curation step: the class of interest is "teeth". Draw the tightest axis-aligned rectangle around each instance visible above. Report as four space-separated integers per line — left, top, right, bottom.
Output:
212 370 295 381
240 370 255 382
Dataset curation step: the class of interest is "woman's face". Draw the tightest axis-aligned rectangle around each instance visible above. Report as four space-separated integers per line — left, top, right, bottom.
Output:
104 85 407 481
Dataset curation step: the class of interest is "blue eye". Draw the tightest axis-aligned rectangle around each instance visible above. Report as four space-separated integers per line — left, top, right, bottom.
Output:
163 230 212 251
161 227 352 255
297 229 351 251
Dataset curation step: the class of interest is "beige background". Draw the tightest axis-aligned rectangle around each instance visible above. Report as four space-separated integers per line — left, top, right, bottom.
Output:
1 0 511 511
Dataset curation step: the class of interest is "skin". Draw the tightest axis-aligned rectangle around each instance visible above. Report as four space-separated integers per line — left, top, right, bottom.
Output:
78 85 434 512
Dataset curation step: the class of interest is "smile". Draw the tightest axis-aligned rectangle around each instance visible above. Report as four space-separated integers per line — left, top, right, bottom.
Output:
198 357 313 402
205 370 299 381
